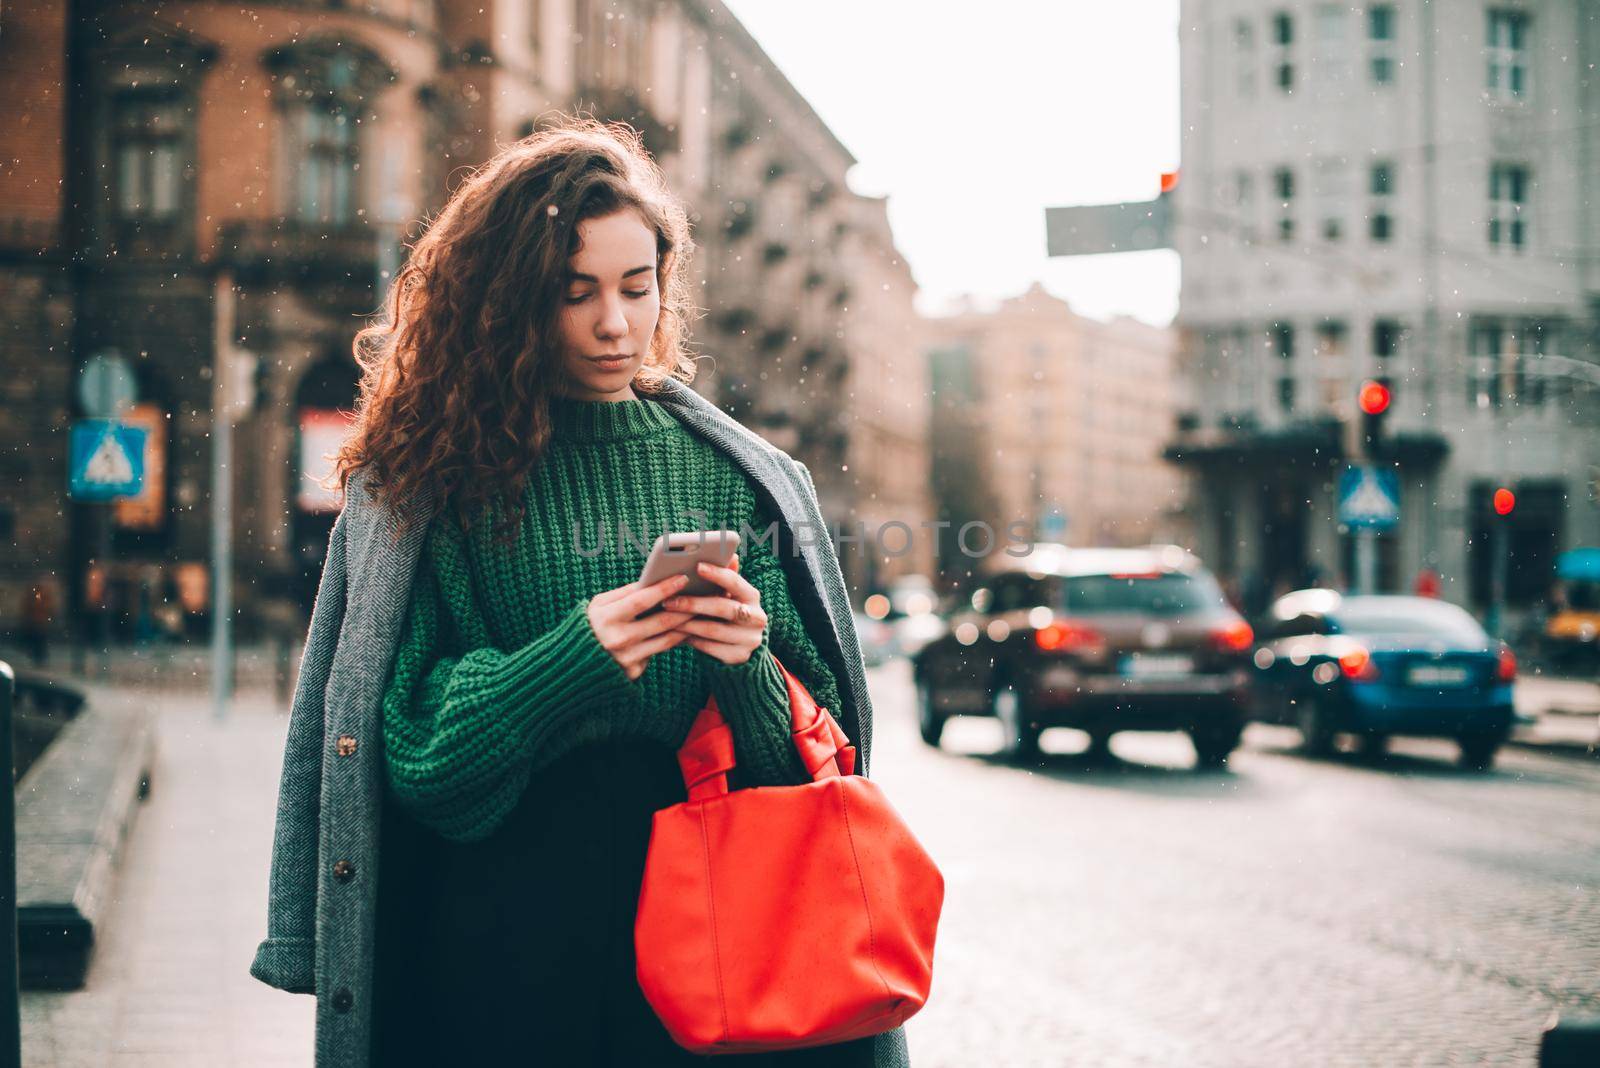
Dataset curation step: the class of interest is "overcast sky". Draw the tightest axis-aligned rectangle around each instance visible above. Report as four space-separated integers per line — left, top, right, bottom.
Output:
721 0 1182 325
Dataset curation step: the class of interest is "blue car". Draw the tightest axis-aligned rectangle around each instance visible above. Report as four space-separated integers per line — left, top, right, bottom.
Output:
1251 590 1516 769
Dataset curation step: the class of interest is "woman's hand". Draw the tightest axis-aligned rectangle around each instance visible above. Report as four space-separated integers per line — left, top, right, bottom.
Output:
663 557 769 666
587 575 696 681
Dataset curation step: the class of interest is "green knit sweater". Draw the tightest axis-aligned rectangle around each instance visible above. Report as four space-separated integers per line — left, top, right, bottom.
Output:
380 394 841 843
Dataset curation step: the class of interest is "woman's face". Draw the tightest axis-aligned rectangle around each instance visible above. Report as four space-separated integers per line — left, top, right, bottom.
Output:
554 208 661 402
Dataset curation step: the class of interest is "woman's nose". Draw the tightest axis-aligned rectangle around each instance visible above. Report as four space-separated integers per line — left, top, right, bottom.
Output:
594 294 628 339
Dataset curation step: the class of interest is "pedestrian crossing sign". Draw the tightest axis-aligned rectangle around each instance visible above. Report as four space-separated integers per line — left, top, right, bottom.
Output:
69 419 147 500
1337 464 1400 530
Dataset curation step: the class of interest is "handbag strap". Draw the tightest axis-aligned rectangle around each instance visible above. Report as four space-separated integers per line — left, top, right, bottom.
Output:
679 658 857 801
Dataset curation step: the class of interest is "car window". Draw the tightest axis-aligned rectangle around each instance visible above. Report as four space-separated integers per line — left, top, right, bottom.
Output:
1333 599 1488 644
1062 571 1227 616
1269 613 1326 639
990 574 1052 613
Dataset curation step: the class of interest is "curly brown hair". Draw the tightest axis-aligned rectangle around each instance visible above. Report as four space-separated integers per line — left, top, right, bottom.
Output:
334 118 697 537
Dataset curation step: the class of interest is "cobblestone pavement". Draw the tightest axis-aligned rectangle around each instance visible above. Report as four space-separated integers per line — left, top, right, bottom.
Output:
877 661 1600 1068
17 663 1598 1066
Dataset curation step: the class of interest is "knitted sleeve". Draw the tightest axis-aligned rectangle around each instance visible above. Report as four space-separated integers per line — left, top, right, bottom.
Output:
381 517 636 842
706 497 845 788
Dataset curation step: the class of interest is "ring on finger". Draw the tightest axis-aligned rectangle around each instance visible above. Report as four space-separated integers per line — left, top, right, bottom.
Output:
735 604 753 626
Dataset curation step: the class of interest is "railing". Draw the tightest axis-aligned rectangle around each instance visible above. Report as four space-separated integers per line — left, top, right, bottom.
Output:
216 218 386 282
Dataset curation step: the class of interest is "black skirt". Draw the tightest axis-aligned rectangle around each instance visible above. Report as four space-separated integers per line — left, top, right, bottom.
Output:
371 737 875 1067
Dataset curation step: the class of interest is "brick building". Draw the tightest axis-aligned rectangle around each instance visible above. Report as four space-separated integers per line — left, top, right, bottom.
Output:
0 0 927 640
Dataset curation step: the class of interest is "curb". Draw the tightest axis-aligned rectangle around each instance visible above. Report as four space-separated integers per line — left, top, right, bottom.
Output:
15 694 154 989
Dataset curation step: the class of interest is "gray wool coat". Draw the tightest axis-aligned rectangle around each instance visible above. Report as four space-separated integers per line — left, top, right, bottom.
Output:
249 378 911 1067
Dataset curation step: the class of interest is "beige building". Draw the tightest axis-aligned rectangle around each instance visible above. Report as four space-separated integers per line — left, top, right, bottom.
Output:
925 285 1183 564
836 193 935 591
0 0 924 635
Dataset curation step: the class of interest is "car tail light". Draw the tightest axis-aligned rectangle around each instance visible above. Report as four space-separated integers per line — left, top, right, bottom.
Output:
1209 619 1254 653
1338 646 1380 681
1496 647 1517 682
1035 621 1105 654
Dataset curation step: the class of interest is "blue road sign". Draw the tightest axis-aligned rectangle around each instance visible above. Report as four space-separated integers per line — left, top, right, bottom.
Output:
1337 465 1400 530
1040 504 1069 540
69 420 146 500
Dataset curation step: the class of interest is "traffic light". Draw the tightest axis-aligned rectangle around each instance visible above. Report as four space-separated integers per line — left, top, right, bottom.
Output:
1357 378 1392 458
1492 486 1515 515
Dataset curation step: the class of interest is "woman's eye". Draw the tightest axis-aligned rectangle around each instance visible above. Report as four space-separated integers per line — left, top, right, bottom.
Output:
564 292 592 304
625 288 652 299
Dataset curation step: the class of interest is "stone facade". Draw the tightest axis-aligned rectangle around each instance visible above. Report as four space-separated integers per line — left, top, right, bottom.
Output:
1170 0 1600 619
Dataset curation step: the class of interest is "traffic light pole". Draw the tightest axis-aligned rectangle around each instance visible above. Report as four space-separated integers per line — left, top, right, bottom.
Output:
1355 529 1377 595
1487 517 1508 639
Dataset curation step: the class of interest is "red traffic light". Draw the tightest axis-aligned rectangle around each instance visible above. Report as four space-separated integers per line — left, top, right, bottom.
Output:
1493 487 1515 515
1358 379 1392 416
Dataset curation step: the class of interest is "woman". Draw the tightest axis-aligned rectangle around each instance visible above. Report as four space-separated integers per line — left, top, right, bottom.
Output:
250 119 907 1068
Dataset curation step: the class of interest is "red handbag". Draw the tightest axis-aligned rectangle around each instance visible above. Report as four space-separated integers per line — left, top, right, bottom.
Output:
634 661 944 1054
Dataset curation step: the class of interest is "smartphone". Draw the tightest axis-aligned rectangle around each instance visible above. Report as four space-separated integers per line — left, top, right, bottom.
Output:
638 530 742 609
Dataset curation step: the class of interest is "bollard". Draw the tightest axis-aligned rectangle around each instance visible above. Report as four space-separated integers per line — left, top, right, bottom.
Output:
1541 1012 1600 1067
2 660 20 1068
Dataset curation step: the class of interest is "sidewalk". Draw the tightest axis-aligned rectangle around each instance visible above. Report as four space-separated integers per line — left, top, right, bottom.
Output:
1511 673 1600 756
19 685 314 1067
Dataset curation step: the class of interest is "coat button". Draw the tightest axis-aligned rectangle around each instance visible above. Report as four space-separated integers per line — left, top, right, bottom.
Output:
332 988 353 1013
336 735 357 757
333 859 356 883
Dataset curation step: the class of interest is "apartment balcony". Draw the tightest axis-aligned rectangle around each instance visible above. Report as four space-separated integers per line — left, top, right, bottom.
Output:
216 218 392 286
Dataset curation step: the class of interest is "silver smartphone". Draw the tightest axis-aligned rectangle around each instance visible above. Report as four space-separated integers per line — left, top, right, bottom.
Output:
637 530 742 607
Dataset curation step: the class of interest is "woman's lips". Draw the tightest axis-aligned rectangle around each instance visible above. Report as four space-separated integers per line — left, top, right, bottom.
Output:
586 355 632 370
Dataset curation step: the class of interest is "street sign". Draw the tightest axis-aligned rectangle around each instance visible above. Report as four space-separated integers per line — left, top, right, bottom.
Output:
1338 465 1400 529
69 420 147 500
1045 195 1174 257
77 351 137 419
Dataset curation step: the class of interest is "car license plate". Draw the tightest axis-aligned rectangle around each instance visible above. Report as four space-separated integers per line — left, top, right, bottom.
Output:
1121 653 1195 678
1406 664 1470 687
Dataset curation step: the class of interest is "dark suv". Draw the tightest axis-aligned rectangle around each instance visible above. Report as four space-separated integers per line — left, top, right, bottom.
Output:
912 544 1255 767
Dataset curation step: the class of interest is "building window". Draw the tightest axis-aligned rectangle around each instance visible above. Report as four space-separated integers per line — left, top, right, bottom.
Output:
1272 11 1295 93
89 26 215 257
1234 19 1257 98
1488 163 1528 250
1369 161 1395 242
1472 319 1560 409
1278 376 1296 412
1468 319 1520 410
1368 4 1397 85
1372 318 1403 362
1232 325 1254 410
1313 5 1350 94
112 91 185 221
265 40 396 227
1315 320 1348 413
1519 320 1551 407
576 0 651 94
1486 9 1529 100
1273 167 1295 242
1315 158 1346 243
1233 170 1256 243
297 101 357 224
1272 322 1295 361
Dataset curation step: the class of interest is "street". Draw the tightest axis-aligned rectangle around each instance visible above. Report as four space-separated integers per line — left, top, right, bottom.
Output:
874 660 1600 1067
17 659 1600 1066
